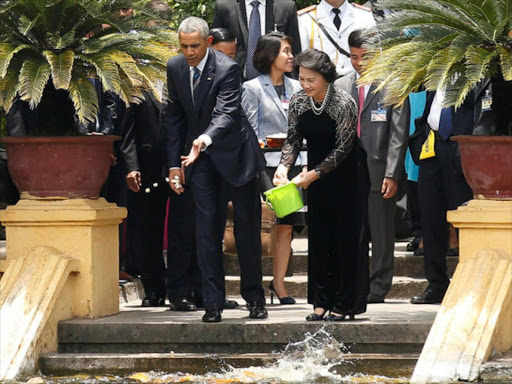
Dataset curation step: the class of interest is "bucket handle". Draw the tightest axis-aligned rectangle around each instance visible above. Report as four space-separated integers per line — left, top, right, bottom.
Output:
265 196 274 211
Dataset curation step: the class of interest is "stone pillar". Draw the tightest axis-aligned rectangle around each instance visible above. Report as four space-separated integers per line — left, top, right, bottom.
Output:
0 198 127 318
411 200 512 383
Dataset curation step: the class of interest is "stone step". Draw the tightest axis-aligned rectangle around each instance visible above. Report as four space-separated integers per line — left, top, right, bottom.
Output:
120 275 433 304
226 275 430 300
224 252 458 278
40 352 419 378
56 300 435 356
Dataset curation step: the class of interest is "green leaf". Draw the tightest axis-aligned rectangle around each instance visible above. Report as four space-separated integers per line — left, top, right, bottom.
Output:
0 60 22 113
77 53 122 93
18 13 41 36
465 45 499 82
43 50 75 90
68 73 98 125
18 57 51 109
48 30 76 50
498 46 512 80
0 43 30 78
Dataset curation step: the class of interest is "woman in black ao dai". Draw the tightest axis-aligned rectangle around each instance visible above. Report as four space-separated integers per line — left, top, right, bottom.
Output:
274 49 370 321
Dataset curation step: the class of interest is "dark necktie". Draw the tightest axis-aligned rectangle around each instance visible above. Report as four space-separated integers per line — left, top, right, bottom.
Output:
438 107 453 140
246 1 261 80
192 67 201 106
332 8 341 30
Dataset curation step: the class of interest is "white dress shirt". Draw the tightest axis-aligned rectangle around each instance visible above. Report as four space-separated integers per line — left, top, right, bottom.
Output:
427 89 445 132
245 0 266 36
189 49 212 148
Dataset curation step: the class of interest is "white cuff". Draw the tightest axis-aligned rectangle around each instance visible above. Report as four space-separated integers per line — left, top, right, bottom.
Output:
198 134 212 151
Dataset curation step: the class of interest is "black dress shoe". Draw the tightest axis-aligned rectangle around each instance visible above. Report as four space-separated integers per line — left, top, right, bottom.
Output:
306 310 327 321
247 302 268 319
447 247 459 256
413 247 424 256
224 299 239 309
407 236 421 252
324 313 355 322
169 298 197 312
202 308 222 323
367 294 385 304
411 289 445 304
141 293 166 307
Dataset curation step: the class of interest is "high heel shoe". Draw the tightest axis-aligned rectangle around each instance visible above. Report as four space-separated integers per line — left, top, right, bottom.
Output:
268 280 296 305
306 309 327 321
324 313 355 322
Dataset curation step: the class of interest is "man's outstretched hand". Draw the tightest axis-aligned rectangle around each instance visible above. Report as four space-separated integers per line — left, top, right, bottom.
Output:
181 138 205 167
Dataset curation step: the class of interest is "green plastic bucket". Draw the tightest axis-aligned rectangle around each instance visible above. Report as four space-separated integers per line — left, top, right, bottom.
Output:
263 182 304 218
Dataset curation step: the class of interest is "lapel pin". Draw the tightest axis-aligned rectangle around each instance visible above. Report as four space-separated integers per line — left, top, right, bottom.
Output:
207 77 212 81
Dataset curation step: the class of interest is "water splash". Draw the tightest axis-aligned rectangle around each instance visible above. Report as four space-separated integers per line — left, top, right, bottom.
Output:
28 327 408 384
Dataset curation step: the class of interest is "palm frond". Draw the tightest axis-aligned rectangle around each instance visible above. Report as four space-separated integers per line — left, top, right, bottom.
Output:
48 30 76 50
77 52 122 93
18 13 41 36
43 50 75 90
0 59 22 113
0 43 31 78
117 72 145 106
498 46 512 80
18 57 51 108
110 50 143 87
68 72 98 125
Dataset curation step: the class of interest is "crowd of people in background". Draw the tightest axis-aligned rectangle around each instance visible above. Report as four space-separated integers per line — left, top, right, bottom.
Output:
2 0 496 323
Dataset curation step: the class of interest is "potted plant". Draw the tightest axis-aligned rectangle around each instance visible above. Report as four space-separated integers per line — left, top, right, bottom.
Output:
0 0 177 199
360 0 512 199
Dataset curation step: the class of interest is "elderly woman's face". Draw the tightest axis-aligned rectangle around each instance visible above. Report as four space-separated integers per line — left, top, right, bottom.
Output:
299 66 328 101
271 40 294 74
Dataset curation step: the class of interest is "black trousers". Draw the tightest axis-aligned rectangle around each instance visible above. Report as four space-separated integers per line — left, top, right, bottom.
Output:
189 154 265 309
165 187 200 301
418 139 472 293
126 183 168 298
406 180 422 238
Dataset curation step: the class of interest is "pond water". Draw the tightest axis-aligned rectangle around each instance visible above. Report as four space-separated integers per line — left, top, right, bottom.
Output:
19 329 410 384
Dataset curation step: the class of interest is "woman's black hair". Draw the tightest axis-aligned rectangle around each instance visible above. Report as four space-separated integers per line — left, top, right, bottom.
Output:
209 28 236 45
295 49 337 83
253 32 293 75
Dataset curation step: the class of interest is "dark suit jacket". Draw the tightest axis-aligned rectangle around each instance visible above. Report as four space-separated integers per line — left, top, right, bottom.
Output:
120 91 166 185
336 73 409 191
163 49 265 187
413 82 496 171
212 0 301 69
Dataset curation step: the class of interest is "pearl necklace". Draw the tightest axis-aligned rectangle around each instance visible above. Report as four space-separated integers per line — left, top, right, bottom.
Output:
309 84 333 115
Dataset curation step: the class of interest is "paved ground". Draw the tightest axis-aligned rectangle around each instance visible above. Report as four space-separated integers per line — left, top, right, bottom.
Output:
99 298 439 325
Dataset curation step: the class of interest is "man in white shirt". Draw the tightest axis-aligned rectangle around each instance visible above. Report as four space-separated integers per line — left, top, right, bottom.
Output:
212 0 301 79
298 0 375 76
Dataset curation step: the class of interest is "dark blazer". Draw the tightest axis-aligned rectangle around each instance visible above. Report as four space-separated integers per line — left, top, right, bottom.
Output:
212 0 301 69
120 91 166 185
336 73 409 191
163 49 265 187
415 82 496 139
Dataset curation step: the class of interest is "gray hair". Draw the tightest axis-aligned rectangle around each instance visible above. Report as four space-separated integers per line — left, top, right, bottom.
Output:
178 17 209 39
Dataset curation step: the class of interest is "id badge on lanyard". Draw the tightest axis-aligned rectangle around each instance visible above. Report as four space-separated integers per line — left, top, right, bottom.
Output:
371 102 387 122
281 89 290 115
481 90 492 112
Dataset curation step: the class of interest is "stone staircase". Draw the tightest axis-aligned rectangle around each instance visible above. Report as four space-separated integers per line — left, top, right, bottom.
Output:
223 237 458 301
37 238 461 380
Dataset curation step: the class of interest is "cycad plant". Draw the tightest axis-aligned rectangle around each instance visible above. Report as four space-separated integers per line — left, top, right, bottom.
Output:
360 0 512 135
0 0 177 135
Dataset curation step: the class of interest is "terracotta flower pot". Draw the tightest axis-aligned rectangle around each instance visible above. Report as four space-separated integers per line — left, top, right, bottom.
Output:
0 136 119 199
452 135 512 199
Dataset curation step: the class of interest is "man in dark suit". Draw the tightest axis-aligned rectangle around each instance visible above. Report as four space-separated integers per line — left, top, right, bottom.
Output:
212 0 301 80
163 17 267 322
410 81 495 304
336 29 409 304
119 89 169 307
